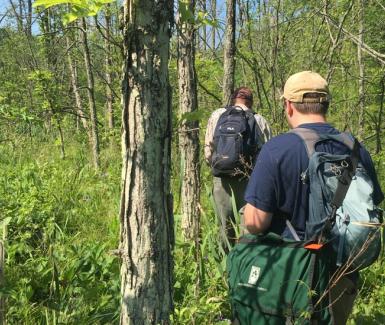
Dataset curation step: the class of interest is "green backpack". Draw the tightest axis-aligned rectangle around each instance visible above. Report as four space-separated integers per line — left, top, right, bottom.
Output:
227 233 334 325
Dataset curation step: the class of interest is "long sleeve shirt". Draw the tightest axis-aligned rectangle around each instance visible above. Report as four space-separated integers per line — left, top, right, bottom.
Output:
204 104 273 163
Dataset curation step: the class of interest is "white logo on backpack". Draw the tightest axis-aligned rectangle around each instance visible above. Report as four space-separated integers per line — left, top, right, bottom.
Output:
248 266 260 285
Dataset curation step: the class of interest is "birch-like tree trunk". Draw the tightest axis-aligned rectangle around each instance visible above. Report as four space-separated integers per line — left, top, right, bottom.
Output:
105 4 115 130
80 18 100 170
119 1 174 324
357 0 365 139
177 1 200 242
65 34 88 130
223 0 236 105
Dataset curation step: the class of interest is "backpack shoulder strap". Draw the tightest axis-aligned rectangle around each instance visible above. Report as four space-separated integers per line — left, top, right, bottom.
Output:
289 128 320 157
289 127 356 157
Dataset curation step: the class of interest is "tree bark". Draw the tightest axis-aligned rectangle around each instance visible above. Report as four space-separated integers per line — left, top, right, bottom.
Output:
105 4 115 130
376 75 384 154
80 18 100 170
27 0 32 37
201 0 207 51
177 1 201 242
65 34 88 131
357 0 365 140
223 0 236 105
211 0 216 50
0 239 4 325
119 1 174 324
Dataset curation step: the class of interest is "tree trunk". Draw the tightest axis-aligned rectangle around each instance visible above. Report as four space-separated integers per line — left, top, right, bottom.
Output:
211 0 216 50
26 0 32 37
357 0 365 140
65 34 88 130
0 239 4 325
201 0 207 51
223 0 236 105
177 1 201 242
9 0 22 32
105 4 115 131
119 1 174 324
375 75 384 154
80 18 100 170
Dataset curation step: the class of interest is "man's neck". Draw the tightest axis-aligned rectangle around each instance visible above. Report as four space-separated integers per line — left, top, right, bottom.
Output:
233 103 251 111
292 114 326 128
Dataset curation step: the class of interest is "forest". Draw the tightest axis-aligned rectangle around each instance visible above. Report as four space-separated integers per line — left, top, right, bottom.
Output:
0 0 384 324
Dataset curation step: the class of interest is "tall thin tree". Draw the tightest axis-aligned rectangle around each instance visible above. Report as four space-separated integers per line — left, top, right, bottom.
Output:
27 0 32 36
211 0 216 50
357 0 365 139
105 4 115 131
200 0 207 51
65 31 88 131
223 0 236 105
80 18 100 170
119 1 174 324
177 1 200 242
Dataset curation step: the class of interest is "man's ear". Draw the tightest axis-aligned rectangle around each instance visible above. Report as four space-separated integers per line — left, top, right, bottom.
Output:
287 101 294 117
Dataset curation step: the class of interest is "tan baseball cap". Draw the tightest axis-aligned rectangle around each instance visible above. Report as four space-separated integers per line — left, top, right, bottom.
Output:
281 71 330 103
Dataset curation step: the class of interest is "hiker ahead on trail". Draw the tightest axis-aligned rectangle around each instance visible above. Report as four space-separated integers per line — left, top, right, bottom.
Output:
204 87 272 250
243 71 384 324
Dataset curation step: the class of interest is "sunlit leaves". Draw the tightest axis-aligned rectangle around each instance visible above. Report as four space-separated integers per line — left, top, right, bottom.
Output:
177 0 219 28
33 0 115 24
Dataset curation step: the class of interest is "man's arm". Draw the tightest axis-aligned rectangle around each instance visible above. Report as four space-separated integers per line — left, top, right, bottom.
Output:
254 114 273 146
244 203 273 234
204 109 224 163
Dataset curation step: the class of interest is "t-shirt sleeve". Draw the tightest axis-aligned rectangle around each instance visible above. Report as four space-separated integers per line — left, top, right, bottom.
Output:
204 109 223 163
244 144 278 212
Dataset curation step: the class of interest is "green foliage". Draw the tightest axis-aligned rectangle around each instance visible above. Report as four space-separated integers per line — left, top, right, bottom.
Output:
172 187 232 324
0 137 121 324
33 0 115 24
0 0 384 323
178 1 219 27
350 259 385 324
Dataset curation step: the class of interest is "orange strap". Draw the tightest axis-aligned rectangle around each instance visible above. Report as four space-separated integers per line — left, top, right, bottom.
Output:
304 243 324 251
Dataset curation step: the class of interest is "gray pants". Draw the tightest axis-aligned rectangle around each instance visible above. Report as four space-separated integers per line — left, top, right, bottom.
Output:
212 176 248 250
330 275 357 324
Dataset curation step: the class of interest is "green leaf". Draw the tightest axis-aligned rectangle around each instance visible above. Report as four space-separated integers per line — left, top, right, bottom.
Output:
34 0 115 23
179 110 205 123
0 217 12 227
63 11 79 24
178 0 194 24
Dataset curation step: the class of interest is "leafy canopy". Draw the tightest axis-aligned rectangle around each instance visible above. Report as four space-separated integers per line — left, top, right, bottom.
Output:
33 0 114 24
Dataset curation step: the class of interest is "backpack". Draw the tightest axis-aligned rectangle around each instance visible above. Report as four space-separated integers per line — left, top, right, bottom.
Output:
211 106 260 177
227 233 333 325
290 128 383 270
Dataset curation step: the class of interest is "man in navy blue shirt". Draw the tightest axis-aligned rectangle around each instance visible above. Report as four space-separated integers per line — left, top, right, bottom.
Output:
244 71 384 324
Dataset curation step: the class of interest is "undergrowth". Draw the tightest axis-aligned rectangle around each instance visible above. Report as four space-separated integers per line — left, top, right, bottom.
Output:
0 134 383 324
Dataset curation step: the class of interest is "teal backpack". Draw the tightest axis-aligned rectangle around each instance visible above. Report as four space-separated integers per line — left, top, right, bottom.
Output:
290 128 383 270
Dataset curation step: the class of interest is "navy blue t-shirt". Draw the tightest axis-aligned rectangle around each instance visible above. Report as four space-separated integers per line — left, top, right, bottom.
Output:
245 123 384 240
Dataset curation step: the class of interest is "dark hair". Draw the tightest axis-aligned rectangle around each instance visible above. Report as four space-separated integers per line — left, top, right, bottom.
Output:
231 87 253 107
292 93 329 115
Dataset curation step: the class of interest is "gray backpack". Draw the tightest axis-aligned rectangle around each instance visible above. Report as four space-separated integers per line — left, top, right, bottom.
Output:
291 128 383 270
